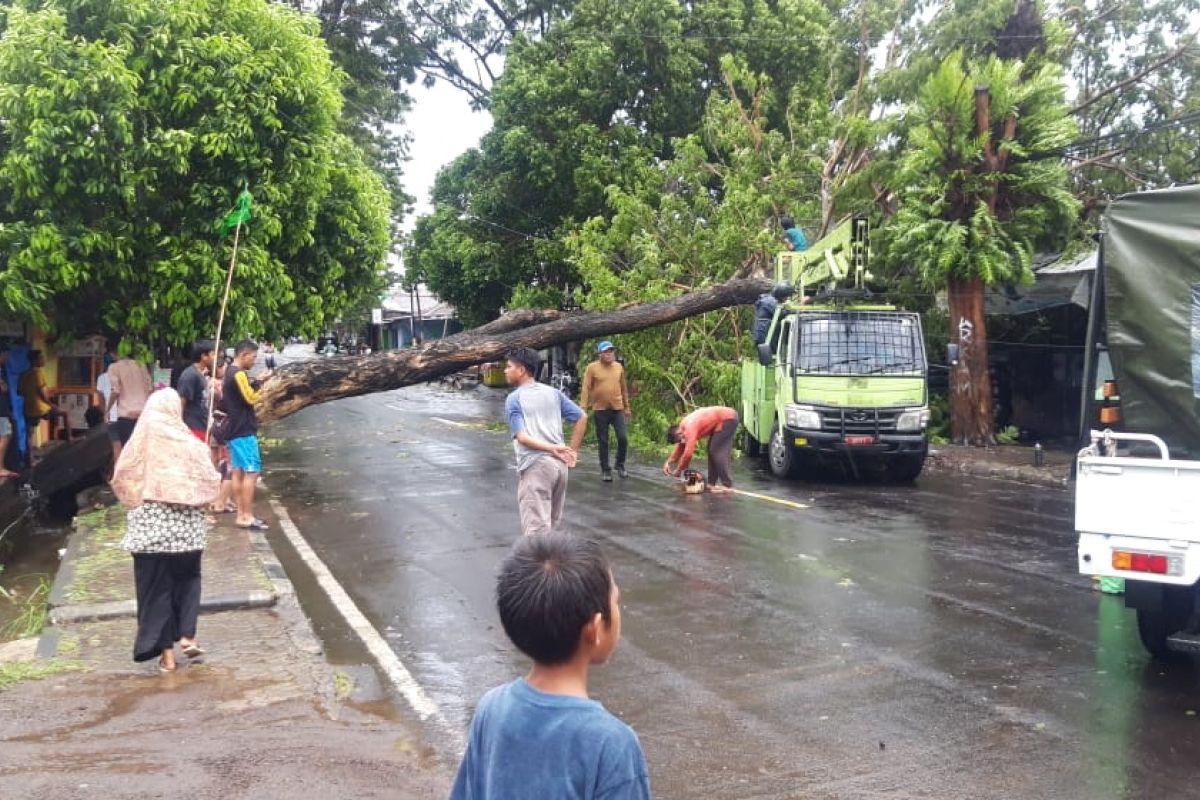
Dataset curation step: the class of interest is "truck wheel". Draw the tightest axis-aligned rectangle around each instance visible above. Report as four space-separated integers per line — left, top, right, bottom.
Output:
889 452 926 482
768 424 801 479
1136 585 1194 661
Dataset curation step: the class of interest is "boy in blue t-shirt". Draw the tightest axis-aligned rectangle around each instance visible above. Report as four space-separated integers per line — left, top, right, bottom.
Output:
451 534 651 800
780 215 808 251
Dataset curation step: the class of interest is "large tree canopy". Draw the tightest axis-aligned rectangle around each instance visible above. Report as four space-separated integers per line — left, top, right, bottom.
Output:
0 0 392 345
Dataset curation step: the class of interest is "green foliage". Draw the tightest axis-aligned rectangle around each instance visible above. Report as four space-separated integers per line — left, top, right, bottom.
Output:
0 575 49 640
0 658 86 691
0 0 392 344
884 51 1079 288
406 0 839 324
569 60 823 439
995 424 1020 444
927 393 951 444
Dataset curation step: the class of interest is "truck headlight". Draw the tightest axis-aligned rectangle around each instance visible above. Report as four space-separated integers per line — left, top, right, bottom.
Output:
785 405 821 430
896 407 930 432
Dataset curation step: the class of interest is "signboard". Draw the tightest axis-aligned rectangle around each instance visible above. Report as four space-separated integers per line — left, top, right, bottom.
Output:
371 308 384 325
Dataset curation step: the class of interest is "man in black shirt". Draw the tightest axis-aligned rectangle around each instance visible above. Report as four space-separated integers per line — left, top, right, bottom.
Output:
223 340 273 529
176 340 215 442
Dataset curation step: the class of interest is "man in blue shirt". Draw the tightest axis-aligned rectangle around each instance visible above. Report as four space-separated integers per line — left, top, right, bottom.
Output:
451 533 651 800
504 347 588 536
780 215 808 251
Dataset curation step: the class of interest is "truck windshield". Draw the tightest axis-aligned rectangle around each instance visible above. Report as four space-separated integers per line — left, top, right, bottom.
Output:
795 314 923 375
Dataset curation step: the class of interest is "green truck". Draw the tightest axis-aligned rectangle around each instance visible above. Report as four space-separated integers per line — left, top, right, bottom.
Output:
741 217 931 480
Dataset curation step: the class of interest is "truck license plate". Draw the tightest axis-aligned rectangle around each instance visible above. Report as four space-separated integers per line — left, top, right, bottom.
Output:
845 435 875 445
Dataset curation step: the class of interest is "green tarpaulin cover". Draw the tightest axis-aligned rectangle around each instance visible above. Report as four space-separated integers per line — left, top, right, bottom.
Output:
1103 184 1200 456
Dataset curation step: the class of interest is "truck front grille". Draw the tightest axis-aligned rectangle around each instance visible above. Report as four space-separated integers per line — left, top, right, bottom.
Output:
819 408 900 435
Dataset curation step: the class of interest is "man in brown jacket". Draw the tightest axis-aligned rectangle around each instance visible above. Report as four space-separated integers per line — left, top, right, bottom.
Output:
580 341 631 482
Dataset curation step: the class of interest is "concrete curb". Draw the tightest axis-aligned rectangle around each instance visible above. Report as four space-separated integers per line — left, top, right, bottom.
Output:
49 589 277 625
45 513 88 610
925 453 1071 488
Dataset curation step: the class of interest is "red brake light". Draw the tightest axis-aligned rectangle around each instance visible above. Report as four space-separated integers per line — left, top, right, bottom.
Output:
1114 551 1168 574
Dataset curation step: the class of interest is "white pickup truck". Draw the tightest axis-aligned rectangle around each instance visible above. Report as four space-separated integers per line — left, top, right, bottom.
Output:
1076 430 1200 658
1072 184 1200 660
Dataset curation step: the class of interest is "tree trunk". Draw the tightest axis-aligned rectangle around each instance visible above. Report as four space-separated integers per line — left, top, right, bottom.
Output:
257 277 772 423
947 276 995 445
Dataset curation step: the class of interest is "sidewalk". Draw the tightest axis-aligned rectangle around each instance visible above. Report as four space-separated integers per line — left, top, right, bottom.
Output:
924 442 1074 488
0 489 451 799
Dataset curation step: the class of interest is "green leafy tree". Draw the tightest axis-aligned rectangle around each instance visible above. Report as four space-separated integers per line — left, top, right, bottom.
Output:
406 0 839 324
886 50 1078 444
567 58 823 443
0 0 391 346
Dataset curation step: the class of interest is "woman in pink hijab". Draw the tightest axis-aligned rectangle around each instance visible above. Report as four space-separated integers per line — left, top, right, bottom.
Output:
111 388 221 672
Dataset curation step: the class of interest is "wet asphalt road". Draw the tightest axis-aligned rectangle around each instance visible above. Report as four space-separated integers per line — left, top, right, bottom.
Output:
260 356 1200 800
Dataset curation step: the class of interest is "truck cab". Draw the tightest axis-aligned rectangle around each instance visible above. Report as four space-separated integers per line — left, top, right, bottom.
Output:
741 218 931 480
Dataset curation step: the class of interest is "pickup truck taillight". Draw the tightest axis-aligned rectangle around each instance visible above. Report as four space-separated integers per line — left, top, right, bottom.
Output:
1112 550 1183 576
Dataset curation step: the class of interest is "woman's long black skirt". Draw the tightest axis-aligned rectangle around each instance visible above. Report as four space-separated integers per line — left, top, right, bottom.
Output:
131 551 202 662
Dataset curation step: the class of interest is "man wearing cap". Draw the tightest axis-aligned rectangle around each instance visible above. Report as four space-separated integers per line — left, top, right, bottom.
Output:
580 341 632 481
504 347 588 535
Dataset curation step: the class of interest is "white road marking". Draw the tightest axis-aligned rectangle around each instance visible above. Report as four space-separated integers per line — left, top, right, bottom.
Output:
266 494 444 723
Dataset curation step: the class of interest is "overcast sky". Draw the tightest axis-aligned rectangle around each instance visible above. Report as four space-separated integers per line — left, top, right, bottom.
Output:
401 76 494 232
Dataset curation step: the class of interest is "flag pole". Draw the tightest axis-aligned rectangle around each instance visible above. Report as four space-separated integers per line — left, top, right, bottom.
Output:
206 212 246 443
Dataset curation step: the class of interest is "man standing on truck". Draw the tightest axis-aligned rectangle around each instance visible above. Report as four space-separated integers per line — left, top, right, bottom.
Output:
663 406 739 493
580 341 632 482
780 215 808 252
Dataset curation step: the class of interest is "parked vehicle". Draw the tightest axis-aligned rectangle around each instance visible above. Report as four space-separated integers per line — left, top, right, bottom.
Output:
1075 184 1200 660
741 217 931 481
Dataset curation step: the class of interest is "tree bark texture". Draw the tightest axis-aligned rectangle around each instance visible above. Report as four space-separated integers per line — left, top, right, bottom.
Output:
947 275 995 445
257 277 772 423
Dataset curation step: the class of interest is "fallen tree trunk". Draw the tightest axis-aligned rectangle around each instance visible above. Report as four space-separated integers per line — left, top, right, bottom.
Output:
258 276 771 423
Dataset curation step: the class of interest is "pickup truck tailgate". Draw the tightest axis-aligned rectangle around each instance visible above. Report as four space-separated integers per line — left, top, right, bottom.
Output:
1077 454 1200 584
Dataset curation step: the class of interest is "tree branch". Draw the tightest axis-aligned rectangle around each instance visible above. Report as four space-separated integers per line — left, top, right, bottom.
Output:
258 277 772 422
1071 39 1195 117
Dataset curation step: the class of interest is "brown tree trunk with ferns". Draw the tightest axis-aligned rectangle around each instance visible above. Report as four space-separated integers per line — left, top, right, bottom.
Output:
947 275 994 445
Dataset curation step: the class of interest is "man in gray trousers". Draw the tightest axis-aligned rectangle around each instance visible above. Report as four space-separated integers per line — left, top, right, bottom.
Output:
503 348 589 535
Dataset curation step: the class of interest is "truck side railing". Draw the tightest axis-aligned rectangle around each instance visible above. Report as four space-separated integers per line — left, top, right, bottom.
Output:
1080 428 1171 461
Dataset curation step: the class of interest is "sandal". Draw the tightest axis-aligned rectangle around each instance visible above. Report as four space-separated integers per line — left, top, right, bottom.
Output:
236 519 269 531
181 643 206 658
158 657 177 673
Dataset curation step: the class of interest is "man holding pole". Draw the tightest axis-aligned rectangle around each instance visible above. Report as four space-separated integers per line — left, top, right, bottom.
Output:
223 340 272 530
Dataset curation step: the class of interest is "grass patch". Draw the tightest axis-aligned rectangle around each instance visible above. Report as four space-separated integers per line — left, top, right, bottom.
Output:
65 545 127 604
56 635 80 657
65 508 129 605
0 659 86 692
1 577 51 640
333 669 355 701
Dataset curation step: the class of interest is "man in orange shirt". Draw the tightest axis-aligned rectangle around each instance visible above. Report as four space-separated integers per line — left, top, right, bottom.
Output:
662 406 739 493
579 341 631 482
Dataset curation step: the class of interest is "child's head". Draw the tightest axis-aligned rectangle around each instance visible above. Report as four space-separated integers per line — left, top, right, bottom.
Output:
780 215 795 230
497 533 621 667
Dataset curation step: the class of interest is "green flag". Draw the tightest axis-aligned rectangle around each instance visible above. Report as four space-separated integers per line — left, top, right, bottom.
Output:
220 188 253 238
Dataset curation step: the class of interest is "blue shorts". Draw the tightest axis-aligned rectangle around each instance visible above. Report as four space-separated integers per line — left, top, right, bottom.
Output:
228 435 262 473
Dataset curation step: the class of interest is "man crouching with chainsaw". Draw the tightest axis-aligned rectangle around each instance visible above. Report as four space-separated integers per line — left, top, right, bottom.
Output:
662 406 739 493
